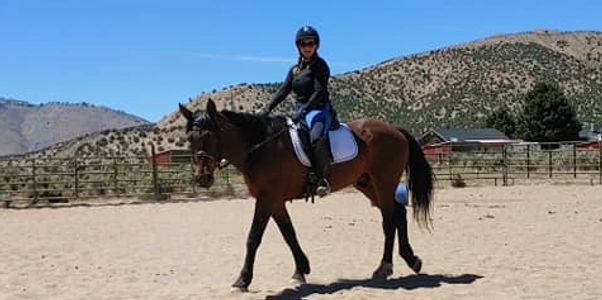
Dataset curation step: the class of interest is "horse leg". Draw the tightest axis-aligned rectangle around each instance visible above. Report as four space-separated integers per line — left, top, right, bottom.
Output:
372 202 396 279
394 201 422 273
272 202 311 284
355 179 395 279
232 200 271 291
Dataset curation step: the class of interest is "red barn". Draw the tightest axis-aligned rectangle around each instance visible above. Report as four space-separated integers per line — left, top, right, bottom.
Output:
575 141 602 150
422 143 452 162
147 149 192 166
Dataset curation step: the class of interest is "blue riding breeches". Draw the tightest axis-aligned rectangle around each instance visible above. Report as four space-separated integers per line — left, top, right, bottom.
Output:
302 104 333 143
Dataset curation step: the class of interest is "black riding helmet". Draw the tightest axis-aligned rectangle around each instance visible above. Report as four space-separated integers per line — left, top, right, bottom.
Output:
295 26 320 47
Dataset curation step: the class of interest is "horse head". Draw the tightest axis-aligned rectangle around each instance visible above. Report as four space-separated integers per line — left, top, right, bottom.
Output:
179 99 224 188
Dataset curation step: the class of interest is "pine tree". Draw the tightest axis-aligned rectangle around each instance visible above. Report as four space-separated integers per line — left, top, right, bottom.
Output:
486 107 516 138
516 82 581 142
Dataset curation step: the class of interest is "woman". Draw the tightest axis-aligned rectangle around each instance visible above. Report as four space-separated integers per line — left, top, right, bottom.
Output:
261 25 334 197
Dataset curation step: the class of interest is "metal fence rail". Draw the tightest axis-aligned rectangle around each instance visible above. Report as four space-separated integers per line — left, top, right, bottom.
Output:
1 142 601 207
0 145 238 207
432 142 602 186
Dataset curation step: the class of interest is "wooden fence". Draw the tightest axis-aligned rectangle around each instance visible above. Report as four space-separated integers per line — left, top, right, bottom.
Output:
0 145 240 208
1 142 601 207
431 142 602 186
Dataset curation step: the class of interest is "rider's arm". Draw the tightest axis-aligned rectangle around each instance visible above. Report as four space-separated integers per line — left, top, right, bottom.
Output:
267 67 294 112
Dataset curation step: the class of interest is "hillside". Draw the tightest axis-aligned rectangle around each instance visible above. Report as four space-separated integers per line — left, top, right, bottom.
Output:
8 29 602 160
0 99 150 156
157 30 602 136
331 30 602 132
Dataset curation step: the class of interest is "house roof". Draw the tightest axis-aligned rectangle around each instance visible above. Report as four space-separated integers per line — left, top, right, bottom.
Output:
579 129 602 141
430 128 510 142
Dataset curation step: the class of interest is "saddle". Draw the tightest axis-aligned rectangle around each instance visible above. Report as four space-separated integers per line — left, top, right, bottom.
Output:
288 119 359 202
288 120 358 167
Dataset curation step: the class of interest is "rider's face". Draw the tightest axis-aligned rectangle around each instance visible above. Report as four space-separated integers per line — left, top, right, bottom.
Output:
297 39 317 59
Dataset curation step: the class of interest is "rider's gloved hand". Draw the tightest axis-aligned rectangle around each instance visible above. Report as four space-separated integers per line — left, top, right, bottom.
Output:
292 111 304 123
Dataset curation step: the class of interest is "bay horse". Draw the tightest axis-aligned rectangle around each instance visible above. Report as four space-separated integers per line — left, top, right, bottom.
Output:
179 99 434 291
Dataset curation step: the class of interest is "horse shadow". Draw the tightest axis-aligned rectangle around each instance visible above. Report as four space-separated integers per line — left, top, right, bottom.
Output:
265 273 483 300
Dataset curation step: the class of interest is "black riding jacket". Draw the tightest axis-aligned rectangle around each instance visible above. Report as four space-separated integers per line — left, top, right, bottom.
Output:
267 55 330 112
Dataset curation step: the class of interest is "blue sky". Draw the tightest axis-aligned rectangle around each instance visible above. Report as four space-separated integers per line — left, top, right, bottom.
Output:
1 0 601 122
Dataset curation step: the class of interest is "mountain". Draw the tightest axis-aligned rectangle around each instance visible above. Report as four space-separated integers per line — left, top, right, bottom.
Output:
8 29 602 159
0 98 150 156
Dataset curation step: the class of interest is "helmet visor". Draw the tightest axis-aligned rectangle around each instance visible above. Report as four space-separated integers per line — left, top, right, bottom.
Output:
296 38 317 47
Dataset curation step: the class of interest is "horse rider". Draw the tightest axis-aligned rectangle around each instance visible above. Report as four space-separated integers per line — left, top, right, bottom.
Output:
259 25 335 197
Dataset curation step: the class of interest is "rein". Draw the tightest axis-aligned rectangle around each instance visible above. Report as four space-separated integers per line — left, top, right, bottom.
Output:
194 116 294 171
247 125 291 155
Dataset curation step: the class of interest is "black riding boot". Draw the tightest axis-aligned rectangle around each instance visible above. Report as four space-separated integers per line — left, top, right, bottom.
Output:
312 136 332 197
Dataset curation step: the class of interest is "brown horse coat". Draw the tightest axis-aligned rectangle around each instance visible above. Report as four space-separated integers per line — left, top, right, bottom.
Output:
179 100 434 290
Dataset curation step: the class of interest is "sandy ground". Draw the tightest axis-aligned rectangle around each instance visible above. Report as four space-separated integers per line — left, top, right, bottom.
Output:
1 184 602 300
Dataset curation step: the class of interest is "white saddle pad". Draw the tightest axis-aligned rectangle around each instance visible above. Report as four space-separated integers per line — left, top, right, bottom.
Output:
289 121 359 167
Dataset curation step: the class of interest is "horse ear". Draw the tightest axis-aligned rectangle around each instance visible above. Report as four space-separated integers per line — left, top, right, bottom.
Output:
206 99 218 117
179 103 193 122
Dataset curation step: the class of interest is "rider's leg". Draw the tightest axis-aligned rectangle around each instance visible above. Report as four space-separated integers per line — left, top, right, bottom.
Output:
309 122 324 143
310 120 331 197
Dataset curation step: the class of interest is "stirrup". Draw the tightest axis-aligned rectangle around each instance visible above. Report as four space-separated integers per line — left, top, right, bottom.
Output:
315 179 331 197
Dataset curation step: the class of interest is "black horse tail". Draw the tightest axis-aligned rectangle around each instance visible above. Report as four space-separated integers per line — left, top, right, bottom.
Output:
398 127 435 228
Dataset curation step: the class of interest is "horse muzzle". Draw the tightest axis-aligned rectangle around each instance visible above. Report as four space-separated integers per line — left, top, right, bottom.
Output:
196 173 215 188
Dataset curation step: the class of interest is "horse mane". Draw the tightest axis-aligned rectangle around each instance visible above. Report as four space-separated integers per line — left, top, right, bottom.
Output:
191 110 218 132
220 110 288 147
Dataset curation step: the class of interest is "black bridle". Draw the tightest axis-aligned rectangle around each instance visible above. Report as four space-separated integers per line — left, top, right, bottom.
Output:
190 128 230 171
194 149 225 169
191 115 294 171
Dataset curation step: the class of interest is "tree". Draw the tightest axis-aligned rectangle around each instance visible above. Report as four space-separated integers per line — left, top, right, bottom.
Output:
486 107 516 138
516 82 581 142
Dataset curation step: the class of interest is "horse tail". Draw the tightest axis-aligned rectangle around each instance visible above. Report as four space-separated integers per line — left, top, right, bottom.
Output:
397 127 434 228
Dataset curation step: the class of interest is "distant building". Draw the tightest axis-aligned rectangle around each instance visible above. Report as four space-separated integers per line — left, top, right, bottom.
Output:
147 149 192 166
420 128 513 156
579 123 601 142
421 142 452 161
575 141 601 150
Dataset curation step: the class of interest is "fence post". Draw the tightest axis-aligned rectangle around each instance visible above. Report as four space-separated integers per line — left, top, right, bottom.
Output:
599 140 601 185
112 157 119 196
573 144 577 178
151 144 161 200
31 158 38 203
448 152 454 183
548 150 553 178
74 157 79 200
189 154 197 195
526 145 531 179
1 159 9 207
502 145 508 186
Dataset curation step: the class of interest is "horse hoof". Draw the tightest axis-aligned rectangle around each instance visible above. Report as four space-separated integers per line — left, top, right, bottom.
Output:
291 273 306 285
371 262 393 280
230 286 248 293
411 257 422 274
231 278 250 293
